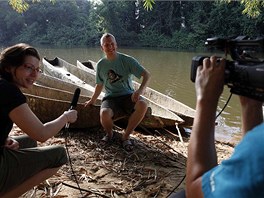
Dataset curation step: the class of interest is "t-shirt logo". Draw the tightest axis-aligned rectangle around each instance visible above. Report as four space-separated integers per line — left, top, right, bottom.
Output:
107 69 122 83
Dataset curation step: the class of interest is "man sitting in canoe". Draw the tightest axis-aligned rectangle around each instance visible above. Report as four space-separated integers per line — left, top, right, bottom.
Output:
84 33 151 151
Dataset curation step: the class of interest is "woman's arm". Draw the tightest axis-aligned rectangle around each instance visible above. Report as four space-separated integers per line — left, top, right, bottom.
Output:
9 103 77 142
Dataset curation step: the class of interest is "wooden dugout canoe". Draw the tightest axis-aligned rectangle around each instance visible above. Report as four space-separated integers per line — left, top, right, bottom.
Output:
42 57 186 128
24 81 180 129
23 82 100 105
23 92 101 129
37 72 104 99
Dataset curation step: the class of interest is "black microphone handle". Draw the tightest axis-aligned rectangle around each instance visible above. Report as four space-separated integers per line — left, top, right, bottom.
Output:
66 88 81 128
70 88 81 110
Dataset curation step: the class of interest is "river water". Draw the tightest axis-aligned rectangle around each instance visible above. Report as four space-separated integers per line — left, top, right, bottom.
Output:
36 46 243 143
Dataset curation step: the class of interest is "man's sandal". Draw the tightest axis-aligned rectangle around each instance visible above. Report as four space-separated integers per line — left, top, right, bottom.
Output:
122 139 134 152
100 134 114 146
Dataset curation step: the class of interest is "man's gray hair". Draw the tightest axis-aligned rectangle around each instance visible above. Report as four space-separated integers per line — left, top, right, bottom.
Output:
100 33 116 46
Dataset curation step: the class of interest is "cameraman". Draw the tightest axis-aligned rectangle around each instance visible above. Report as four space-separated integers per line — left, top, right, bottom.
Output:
186 56 264 197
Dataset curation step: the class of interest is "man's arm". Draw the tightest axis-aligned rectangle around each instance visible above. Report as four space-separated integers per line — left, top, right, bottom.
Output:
84 84 103 107
132 69 151 102
139 69 151 91
186 56 225 197
239 96 263 136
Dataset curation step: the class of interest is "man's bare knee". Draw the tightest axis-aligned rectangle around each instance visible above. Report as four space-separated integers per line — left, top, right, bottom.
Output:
100 108 113 116
135 100 148 112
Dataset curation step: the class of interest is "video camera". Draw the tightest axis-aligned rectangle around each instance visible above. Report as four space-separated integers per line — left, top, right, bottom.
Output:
191 36 264 101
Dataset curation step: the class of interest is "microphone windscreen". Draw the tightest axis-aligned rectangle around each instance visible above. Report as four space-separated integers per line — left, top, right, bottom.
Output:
70 88 81 108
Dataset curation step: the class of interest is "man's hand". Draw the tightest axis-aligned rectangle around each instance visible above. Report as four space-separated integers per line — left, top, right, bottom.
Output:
131 89 141 102
132 69 150 103
84 99 95 107
4 137 19 150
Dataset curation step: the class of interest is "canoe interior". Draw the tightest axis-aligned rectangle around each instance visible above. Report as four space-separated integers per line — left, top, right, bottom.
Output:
24 93 101 129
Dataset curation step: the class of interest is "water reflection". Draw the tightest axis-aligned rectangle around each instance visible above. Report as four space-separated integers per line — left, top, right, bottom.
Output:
36 46 243 143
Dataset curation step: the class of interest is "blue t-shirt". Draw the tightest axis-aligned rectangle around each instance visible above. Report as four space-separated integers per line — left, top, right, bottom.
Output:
202 123 264 198
96 52 144 98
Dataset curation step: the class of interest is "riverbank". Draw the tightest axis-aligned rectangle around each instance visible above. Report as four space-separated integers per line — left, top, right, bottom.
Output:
11 125 235 198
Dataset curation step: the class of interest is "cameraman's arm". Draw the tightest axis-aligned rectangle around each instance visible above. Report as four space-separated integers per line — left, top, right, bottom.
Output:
186 56 225 197
239 96 263 136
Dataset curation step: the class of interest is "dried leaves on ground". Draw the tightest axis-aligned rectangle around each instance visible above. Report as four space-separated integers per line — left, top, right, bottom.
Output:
11 125 234 198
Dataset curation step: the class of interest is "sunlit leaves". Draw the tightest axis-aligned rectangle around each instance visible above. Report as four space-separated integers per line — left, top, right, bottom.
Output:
8 0 55 13
220 0 263 18
143 0 155 11
144 0 264 18
9 0 29 13
240 0 264 18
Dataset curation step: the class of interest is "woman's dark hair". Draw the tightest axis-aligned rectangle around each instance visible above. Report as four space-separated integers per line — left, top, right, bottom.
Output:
0 43 40 81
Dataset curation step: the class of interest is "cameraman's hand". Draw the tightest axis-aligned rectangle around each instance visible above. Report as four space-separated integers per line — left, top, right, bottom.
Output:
63 109 78 123
195 56 225 105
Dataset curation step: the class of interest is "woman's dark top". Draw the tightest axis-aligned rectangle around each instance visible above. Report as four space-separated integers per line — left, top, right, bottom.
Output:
0 78 26 151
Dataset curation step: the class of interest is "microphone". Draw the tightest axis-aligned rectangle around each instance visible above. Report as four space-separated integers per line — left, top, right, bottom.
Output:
69 88 81 110
64 87 83 196
66 88 81 128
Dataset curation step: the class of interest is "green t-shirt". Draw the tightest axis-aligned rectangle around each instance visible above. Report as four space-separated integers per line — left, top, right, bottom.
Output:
96 52 145 98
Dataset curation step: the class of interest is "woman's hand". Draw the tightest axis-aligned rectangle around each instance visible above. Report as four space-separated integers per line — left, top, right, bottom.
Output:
4 137 19 150
63 109 78 123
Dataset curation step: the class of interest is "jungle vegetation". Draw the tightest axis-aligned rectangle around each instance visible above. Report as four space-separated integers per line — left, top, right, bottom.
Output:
1 0 264 50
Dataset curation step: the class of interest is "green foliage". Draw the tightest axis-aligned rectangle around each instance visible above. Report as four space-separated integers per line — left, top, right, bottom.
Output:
170 31 204 50
139 29 167 48
1 0 102 46
1 1 263 49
